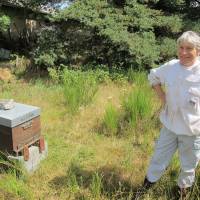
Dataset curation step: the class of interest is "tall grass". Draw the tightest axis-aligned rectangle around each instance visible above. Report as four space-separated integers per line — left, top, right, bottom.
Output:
123 86 153 129
101 71 155 137
48 67 100 113
102 104 119 136
127 69 147 86
61 69 98 113
90 172 103 198
123 70 154 129
66 161 80 193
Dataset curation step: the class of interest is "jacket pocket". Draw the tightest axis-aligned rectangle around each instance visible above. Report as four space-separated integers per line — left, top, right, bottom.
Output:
194 139 200 150
193 137 200 159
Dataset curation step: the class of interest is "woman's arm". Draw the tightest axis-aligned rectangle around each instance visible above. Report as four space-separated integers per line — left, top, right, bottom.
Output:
152 84 166 105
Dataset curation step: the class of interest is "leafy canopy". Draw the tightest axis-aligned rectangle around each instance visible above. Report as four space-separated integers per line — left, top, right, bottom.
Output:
21 0 200 69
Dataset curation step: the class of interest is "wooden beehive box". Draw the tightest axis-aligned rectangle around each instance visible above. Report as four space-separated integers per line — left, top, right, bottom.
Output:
0 103 41 155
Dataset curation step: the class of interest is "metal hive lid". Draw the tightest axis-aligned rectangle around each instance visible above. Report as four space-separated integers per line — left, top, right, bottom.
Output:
0 103 40 128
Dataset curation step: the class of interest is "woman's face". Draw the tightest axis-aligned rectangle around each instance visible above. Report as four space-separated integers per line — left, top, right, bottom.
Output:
177 41 199 67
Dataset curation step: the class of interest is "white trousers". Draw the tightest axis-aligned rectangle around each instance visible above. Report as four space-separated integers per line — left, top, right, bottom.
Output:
147 126 200 188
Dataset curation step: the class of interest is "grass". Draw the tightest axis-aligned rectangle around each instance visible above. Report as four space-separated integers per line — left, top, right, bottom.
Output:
62 69 98 114
0 172 34 200
0 69 199 200
102 103 119 136
127 69 147 86
123 86 153 128
90 172 103 198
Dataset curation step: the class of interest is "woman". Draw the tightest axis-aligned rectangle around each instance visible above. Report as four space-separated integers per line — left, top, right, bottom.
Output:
137 31 200 200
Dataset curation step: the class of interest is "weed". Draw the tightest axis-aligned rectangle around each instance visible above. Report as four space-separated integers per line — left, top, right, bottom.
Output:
91 68 110 84
48 67 62 84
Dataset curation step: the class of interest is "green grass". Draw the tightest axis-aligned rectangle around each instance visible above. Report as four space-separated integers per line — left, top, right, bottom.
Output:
123 86 153 128
127 69 147 85
0 172 34 200
90 172 103 198
102 103 119 136
0 70 199 200
62 69 98 114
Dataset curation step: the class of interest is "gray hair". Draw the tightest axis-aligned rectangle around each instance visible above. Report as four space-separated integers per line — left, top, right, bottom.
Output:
177 31 200 50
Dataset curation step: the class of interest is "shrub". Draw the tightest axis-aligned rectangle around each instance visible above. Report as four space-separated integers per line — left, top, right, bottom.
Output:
48 67 62 84
32 26 68 69
34 53 57 68
90 68 110 84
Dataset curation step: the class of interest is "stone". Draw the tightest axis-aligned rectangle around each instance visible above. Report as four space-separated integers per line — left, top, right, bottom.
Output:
8 141 48 173
0 99 15 110
0 48 10 60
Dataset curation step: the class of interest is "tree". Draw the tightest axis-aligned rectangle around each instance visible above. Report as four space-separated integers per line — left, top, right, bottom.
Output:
2 0 200 70
33 0 184 70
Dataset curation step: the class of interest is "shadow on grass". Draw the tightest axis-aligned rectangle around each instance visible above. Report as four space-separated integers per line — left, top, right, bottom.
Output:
48 162 198 200
49 164 139 199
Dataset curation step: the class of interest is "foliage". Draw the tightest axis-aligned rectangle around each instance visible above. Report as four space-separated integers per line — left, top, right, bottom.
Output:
28 0 200 71
156 0 185 11
52 0 162 70
183 18 200 33
34 52 56 68
48 67 61 83
158 37 177 61
91 67 110 83
33 26 67 69
0 12 11 32
1 0 58 8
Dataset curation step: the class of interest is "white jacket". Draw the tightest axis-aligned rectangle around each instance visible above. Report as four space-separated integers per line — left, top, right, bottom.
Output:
148 59 200 136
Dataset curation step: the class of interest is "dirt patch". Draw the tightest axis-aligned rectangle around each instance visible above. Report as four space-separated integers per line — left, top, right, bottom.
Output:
0 68 13 82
